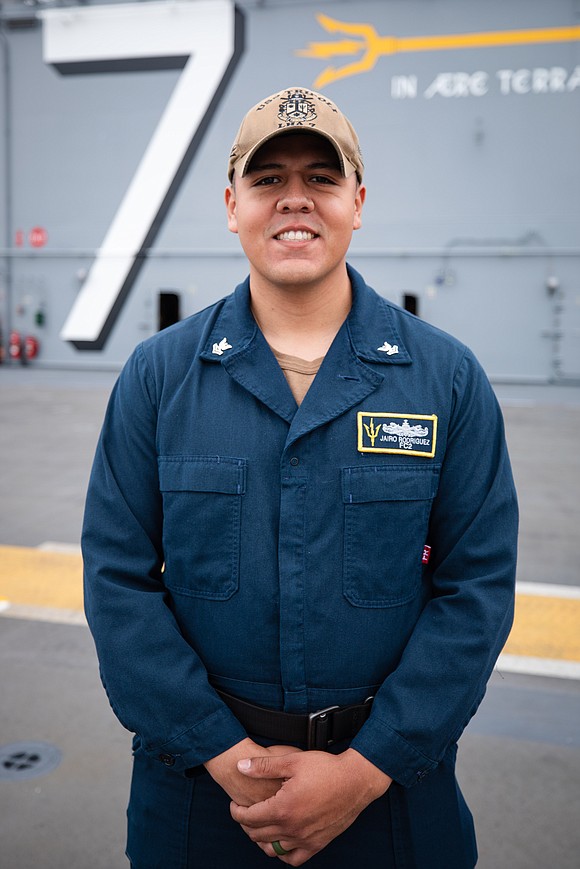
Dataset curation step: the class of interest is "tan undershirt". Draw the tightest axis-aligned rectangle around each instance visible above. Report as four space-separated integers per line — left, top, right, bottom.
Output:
271 348 324 406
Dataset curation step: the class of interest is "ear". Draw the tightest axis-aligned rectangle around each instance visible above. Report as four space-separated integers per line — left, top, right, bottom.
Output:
353 183 366 231
225 185 238 234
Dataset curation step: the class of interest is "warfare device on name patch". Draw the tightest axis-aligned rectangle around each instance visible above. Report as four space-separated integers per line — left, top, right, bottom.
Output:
358 412 438 457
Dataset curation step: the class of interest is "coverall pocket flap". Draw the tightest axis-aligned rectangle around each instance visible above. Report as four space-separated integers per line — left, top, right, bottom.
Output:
342 464 440 504
158 456 247 495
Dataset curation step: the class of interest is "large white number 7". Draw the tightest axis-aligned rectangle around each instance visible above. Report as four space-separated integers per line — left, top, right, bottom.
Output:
41 0 243 350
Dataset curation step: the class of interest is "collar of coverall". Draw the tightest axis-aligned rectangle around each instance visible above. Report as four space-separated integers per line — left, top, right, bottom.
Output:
200 266 412 366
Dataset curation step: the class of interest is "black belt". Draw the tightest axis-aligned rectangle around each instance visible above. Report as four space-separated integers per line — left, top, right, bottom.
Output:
216 689 374 751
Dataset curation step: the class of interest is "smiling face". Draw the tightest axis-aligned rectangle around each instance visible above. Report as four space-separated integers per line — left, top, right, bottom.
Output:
225 133 365 299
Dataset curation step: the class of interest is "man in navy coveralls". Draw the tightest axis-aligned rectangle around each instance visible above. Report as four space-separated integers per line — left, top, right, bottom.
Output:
83 86 518 867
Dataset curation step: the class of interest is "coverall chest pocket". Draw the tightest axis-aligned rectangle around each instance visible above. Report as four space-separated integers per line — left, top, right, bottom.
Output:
342 464 440 607
158 456 246 600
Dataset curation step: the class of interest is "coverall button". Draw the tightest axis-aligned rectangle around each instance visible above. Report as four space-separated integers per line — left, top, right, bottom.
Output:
159 753 175 767
290 456 299 466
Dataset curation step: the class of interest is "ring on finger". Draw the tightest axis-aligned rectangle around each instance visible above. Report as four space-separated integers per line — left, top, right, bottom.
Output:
272 840 291 856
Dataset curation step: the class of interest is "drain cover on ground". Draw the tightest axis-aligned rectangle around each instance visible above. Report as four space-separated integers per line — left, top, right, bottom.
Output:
0 741 62 780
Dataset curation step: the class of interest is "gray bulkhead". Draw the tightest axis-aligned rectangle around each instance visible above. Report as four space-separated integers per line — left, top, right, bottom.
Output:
0 0 578 381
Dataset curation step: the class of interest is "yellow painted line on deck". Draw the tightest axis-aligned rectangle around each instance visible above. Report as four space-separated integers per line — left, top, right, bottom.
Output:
0 546 579 679
499 582 580 679
0 544 83 612
504 590 580 662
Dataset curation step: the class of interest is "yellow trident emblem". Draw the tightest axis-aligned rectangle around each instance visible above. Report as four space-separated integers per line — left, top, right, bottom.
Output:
296 14 580 89
363 418 381 447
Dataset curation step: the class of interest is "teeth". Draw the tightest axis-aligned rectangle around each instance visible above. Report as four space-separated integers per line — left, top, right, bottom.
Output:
276 230 314 241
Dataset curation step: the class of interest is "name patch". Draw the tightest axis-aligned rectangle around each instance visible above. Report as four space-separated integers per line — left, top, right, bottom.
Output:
358 412 438 457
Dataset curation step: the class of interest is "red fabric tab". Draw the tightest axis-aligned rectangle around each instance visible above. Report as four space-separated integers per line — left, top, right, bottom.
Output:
422 545 431 565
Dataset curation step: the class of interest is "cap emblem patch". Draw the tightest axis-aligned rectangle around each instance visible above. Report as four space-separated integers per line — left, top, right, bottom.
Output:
278 92 317 127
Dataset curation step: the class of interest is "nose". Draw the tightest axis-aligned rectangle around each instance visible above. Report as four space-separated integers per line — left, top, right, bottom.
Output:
276 177 314 213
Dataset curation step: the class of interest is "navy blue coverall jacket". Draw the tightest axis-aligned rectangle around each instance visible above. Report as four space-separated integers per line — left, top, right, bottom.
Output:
83 266 518 865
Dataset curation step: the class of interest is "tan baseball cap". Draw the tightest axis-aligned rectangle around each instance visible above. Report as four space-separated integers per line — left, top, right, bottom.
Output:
228 86 364 182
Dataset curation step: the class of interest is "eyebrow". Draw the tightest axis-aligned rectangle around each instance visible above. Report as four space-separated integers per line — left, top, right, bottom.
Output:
246 159 341 175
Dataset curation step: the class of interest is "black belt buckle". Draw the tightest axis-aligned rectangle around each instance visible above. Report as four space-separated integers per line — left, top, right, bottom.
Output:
307 705 340 750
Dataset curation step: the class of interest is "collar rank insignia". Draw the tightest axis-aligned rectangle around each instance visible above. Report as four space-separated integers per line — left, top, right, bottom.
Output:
212 338 232 356
377 341 399 355
358 412 438 457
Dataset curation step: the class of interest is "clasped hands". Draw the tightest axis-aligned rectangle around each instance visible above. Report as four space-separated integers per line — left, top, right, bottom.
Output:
204 737 391 865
